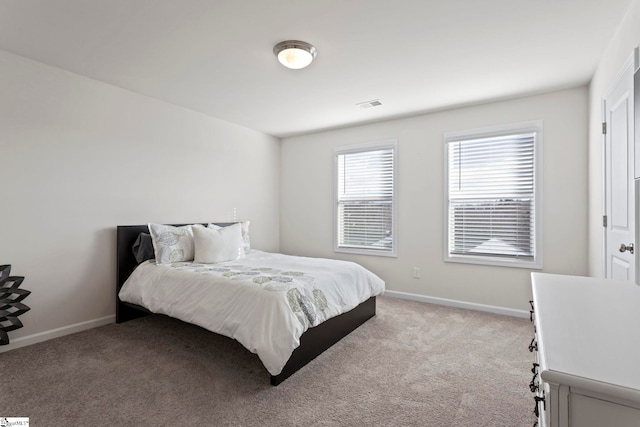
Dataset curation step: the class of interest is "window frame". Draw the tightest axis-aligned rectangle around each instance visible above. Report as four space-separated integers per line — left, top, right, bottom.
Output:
443 121 543 269
334 139 398 257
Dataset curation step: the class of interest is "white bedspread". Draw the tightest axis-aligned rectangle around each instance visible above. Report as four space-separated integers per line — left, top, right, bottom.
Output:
118 250 385 375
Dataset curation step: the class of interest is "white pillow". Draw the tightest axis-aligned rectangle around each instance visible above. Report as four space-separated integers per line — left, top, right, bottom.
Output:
148 223 202 264
194 223 246 264
208 221 251 254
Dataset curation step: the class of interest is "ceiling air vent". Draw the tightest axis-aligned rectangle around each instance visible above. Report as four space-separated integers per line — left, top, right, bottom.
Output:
356 99 382 109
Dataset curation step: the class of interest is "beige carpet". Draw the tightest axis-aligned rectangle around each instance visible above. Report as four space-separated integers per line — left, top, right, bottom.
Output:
0 297 535 426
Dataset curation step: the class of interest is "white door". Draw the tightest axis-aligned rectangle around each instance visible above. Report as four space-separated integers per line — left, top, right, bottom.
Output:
604 54 636 281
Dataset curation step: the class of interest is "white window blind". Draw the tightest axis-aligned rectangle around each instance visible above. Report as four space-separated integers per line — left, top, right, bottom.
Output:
445 123 541 268
335 141 396 256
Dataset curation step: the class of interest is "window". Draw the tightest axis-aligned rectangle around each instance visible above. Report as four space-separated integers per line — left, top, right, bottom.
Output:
444 121 542 269
335 140 397 257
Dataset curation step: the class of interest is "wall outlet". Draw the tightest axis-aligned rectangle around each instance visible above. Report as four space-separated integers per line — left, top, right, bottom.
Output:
412 267 421 279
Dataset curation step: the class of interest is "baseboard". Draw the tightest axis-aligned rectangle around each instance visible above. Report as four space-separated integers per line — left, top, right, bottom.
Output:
383 290 529 318
0 314 115 353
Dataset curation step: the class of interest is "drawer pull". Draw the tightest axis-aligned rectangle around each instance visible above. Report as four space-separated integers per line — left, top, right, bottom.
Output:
534 395 546 417
529 372 539 393
528 337 538 352
529 301 535 322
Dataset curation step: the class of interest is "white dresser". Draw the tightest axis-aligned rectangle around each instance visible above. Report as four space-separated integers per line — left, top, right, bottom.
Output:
530 272 640 427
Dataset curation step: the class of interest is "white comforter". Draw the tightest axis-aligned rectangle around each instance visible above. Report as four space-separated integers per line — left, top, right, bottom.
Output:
118 250 385 375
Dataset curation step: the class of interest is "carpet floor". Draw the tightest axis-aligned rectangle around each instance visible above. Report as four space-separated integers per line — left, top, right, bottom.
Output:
1 297 535 426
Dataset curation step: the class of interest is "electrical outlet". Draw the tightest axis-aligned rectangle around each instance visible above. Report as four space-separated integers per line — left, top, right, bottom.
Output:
412 267 421 279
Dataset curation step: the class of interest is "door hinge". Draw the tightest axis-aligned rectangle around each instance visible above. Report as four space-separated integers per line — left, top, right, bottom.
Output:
602 122 607 135
603 215 608 227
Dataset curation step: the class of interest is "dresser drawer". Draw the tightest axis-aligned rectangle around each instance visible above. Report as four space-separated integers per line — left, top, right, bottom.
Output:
570 394 640 427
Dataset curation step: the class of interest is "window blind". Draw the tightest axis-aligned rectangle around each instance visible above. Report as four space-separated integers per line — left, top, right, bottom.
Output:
336 146 394 253
447 133 536 260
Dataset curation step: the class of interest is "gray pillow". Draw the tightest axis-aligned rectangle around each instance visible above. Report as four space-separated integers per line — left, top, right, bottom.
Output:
132 232 155 264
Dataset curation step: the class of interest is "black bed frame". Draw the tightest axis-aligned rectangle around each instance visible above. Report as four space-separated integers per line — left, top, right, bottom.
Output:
116 224 376 385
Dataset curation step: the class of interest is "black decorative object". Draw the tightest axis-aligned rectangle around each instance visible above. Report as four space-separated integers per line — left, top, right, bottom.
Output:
0 265 30 345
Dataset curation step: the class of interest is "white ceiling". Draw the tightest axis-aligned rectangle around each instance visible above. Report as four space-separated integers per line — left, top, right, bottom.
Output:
0 0 634 137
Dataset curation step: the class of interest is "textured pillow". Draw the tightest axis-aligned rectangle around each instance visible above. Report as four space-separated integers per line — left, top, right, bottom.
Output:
148 224 199 264
208 221 251 254
194 223 245 263
132 232 155 264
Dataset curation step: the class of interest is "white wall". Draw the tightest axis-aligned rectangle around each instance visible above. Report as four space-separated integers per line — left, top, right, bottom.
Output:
0 50 280 344
588 0 640 277
281 88 588 311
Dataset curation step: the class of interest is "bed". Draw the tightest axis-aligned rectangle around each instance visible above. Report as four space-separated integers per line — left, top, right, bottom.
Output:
116 223 383 385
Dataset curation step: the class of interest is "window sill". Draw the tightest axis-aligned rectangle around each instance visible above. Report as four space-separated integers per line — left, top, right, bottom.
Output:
335 247 397 258
444 254 542 270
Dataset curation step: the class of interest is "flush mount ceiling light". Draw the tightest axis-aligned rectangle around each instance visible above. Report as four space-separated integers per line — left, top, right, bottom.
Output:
273 40 317 69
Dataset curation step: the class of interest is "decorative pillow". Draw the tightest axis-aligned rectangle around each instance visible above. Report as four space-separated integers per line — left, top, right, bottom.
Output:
148 224 200 264
193 223 245 264
239 221 251 254
208 221 251 254
132 232 155 264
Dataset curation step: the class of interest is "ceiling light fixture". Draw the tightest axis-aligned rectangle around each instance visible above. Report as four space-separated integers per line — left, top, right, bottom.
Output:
273 40 317 69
